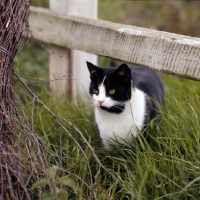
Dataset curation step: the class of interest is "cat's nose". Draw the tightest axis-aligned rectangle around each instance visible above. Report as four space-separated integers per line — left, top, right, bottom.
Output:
98 100 104 105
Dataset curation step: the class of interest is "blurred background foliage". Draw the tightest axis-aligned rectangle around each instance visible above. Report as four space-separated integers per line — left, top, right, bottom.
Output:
99 1 200 37
14 1 200 94
31 0 49 8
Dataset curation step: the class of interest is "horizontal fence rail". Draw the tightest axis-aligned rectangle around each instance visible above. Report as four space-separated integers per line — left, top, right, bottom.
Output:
29 6 200 81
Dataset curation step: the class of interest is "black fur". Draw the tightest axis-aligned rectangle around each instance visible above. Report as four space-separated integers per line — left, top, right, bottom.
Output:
87 61 164 117
87 61 132 114
100 104 125 114
87 61 164 149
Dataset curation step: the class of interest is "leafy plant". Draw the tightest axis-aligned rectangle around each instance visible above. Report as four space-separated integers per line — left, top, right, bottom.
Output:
31 166 78 200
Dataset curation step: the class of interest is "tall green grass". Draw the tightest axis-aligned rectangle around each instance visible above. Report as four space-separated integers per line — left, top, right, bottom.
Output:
17 73 200 199
14 1 200 199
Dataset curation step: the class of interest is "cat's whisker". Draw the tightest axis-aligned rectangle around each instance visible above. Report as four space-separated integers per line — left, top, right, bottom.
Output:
113 105 124 111
113 103 125 109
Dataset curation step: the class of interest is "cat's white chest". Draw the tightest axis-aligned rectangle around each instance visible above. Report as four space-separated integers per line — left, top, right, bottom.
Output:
94 88 146 148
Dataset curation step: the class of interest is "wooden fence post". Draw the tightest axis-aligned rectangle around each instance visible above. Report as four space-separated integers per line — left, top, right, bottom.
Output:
50 0 98 98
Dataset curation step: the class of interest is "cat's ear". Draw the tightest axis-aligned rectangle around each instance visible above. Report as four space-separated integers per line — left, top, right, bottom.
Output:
86 61 98 73
86 61 101 79
115 63 131 81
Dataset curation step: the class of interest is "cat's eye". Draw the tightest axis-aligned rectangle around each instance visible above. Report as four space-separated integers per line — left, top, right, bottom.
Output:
93 89 99 94
109 89 115 95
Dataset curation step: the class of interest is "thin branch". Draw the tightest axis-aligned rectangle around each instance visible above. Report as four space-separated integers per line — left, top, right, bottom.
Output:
14 70 94 186
14 70 128 190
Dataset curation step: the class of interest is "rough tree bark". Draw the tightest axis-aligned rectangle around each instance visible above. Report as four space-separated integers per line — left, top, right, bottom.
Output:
0 1 48 199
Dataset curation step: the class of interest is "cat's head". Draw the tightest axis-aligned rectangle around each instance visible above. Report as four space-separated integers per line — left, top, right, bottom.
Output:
86 61 132 114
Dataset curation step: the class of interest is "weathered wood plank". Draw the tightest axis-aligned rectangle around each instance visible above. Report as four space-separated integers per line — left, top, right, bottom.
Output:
29 6 200 81
49 0 70 95
62 0 98 99
49 0 97 98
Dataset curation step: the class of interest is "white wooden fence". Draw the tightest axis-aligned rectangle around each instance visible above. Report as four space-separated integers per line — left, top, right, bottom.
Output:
29 3 200 99
48 0 97 99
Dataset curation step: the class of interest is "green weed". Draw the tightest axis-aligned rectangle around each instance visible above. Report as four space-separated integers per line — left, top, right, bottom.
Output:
15 73 200 199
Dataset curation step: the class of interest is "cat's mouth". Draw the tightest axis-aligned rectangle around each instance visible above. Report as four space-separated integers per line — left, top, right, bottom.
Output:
100 104 125 114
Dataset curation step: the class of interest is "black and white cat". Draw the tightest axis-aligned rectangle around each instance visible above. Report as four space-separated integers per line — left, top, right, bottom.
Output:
86 61 164 150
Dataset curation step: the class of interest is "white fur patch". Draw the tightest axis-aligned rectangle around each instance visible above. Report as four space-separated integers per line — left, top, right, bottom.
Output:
93 87 146 149
92 84 117 108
